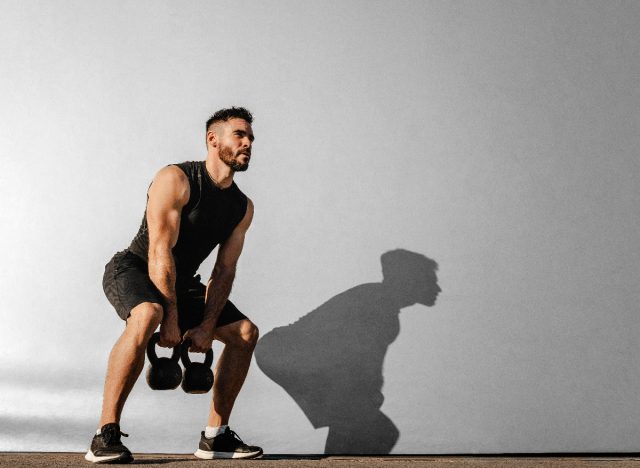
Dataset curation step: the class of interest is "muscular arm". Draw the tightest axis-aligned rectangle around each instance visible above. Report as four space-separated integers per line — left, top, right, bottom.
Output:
185 198 254 351
146 166 190 343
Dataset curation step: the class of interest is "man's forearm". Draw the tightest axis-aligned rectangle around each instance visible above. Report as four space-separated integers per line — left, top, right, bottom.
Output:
200 266 235 332
148 247 178 322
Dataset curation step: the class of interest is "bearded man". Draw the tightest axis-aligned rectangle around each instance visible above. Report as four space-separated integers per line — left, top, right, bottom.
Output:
86 107 262 463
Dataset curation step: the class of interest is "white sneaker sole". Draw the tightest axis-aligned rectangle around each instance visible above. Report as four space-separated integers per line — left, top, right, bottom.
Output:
194 448 263 459
85 450 132 463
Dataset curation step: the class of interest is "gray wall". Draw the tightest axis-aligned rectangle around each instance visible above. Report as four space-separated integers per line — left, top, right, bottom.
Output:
1 0 639 454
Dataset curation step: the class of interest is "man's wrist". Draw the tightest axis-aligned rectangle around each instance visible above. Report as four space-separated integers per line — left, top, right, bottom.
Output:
163 306 179 322
196 320 215 338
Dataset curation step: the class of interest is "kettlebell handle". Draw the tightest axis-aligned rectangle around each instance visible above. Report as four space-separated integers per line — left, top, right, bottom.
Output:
181 339 214 367
147 332 181 363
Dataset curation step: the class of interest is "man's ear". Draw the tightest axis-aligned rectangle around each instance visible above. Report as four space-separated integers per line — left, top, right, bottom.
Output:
206 129 217 148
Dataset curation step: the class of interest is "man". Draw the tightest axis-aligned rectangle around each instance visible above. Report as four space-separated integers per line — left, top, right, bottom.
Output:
86 107 262 463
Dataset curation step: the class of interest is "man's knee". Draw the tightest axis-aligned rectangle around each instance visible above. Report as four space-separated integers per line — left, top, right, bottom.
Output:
243 321 259 350
219 320 259 351
126 302 163 341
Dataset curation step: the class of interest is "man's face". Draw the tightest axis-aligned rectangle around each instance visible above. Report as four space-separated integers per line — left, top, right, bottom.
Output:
215 118 254 172
418 270 441 307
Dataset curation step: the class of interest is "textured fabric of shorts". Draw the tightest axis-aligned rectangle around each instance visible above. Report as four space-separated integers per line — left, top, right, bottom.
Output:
102 250 247 332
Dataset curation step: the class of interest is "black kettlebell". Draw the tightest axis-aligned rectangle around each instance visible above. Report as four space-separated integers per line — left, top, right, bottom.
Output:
180 340 214 394
146 332 182 390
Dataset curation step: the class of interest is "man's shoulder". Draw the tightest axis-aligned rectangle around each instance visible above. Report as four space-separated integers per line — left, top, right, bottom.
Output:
155 161 206 187
167 160 199 177
149 164 191 205
232 181 249 197
155 164 190 183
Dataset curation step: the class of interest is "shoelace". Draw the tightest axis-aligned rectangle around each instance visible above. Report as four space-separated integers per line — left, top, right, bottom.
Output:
103 427 129 446
226 428 244 444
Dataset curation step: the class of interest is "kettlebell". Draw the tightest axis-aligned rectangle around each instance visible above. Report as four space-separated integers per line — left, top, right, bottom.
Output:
146 332 182 390
180 340 214 394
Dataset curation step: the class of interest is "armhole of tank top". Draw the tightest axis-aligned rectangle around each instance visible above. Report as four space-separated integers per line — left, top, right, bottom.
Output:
167 162 188 175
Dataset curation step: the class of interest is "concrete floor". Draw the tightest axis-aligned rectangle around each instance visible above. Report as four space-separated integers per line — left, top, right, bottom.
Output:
2 453 640 468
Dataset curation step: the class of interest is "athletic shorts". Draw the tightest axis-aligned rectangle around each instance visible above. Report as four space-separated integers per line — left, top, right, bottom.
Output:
102 250 247 332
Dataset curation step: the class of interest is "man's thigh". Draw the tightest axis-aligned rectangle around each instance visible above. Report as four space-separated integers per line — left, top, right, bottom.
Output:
103 250 165 321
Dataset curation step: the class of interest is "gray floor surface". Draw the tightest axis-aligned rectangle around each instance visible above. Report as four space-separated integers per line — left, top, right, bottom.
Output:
2 454 640 468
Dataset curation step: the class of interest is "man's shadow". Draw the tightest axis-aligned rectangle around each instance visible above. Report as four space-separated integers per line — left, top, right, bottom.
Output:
255 249 441 454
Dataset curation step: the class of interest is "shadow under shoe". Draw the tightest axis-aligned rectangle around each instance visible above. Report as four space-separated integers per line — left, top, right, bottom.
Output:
195 427 263 459
85 423 133 464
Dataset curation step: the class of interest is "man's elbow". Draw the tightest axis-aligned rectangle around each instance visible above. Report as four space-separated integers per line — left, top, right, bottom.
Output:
148 242 173 263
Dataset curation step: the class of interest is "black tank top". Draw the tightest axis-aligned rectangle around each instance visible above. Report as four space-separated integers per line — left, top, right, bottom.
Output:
128 160 248 290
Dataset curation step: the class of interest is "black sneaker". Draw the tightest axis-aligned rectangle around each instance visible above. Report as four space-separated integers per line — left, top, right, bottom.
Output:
84 423 133 464
194 427 263 459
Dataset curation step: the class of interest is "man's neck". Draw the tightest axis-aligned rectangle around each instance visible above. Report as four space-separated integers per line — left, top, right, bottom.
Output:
205 155 234 189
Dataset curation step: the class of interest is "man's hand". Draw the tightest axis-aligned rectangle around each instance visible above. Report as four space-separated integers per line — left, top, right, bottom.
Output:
183 326 214 353
158 319 182 348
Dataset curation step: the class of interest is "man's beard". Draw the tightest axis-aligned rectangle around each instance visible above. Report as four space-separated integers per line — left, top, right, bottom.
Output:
219 145 249 172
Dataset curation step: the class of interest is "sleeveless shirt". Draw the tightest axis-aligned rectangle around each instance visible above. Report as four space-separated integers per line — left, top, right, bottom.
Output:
127 160 248 290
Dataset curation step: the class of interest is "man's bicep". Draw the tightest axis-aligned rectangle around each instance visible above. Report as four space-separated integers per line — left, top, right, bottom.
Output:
147 166 189 251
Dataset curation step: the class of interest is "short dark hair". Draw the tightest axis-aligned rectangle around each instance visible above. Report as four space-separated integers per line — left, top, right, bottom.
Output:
206 107 253 131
